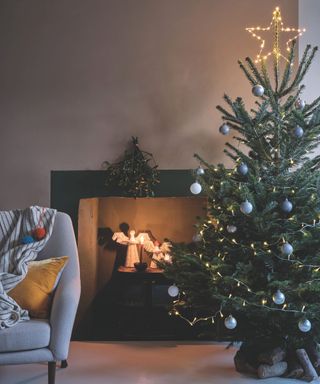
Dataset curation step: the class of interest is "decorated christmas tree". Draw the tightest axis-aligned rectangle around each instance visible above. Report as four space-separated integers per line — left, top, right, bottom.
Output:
164 7 320 379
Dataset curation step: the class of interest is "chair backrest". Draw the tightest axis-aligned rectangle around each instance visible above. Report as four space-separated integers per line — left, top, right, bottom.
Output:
38 212 80 283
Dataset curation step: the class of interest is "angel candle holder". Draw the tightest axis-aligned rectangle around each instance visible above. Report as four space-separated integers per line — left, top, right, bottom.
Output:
134 236 148 272
112 230 149 271
144 240 172 269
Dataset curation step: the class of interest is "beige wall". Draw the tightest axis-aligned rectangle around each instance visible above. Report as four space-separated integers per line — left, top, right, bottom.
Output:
0 0 298 209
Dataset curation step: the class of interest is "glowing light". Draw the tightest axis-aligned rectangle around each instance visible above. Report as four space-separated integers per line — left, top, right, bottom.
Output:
246 7 305 65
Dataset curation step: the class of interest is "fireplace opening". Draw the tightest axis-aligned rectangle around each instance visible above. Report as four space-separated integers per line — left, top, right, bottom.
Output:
76 196 207 340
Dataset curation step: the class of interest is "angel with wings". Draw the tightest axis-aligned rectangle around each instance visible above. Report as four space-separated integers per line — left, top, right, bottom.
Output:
112 230 150 267
143 240 172 269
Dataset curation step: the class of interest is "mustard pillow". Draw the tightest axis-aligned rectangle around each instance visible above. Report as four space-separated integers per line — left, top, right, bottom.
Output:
9 256 69 319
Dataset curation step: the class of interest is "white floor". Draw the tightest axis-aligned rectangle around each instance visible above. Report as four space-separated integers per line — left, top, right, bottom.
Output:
0 341 318 384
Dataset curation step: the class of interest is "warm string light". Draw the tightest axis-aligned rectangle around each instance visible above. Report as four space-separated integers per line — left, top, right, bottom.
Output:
246 7 306 64
171 288 308 328
169 305 223 327
275 255 320 271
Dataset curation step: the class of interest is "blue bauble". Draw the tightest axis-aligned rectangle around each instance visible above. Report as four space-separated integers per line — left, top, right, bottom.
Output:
21 235 35 244
281 198 293 213
219 123 230 135
240 200 253 214
252 84 265 97
293 126 304 138
281 242 293 256
238 163 248 176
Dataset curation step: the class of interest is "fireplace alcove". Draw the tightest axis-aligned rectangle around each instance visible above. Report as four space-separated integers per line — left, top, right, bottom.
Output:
51 170 208 340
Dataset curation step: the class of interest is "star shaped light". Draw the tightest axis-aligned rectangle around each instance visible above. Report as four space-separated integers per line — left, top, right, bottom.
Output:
246 7 306 64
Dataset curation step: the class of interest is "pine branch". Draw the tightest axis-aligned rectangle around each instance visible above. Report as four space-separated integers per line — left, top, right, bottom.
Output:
278 42 296 94
245 57 267 88
238 60 256 86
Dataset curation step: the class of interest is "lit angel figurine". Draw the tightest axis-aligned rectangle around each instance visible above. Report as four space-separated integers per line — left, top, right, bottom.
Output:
112 230 150 267
144 240 172 268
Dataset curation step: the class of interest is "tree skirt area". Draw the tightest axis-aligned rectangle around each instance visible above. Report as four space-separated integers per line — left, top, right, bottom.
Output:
1 341 319 384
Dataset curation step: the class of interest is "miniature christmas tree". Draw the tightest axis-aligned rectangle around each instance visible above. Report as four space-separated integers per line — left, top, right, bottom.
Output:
164 7 320 379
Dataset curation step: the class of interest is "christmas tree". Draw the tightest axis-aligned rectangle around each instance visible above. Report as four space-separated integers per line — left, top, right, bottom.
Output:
164 7 320 377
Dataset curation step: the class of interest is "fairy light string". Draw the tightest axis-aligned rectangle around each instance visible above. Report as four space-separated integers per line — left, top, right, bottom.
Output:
246 6 306 66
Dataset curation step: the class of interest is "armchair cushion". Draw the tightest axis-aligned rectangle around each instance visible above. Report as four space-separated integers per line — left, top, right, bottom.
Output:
0 319 50 352
9 256 69 319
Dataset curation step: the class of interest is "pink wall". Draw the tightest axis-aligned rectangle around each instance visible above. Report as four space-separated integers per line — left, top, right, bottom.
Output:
0 0 298 209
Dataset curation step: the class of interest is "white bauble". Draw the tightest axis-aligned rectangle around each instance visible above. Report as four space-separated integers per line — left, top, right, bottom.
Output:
190 182 202 195
272 289 285 305
298 319 311 333
240 200 253 214
219 123 230 135
252 84 265 97
168 285 179 297
224 315 237 330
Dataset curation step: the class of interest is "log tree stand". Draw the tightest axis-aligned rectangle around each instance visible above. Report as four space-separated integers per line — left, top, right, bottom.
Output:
234 341 320 381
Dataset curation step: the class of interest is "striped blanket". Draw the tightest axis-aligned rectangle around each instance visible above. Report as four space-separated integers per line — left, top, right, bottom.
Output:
0 206 56 329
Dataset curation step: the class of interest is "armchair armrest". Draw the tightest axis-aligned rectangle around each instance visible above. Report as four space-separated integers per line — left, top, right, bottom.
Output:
49 273 81 360
42 212 81 361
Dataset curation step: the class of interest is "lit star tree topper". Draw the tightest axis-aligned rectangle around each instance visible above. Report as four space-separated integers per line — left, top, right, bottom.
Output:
246 7 305 71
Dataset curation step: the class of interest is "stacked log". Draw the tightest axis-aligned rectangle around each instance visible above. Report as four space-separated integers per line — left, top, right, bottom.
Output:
234 343 320 381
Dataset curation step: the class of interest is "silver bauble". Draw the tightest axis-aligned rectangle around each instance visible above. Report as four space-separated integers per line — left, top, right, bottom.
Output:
192 234 202 243
293 126 304 138
295 98 306 110
219 123 230 135
196 167 205 176
298 319 311 332
252 84 265 97
224 315 237 330
190 182 202 195
281 198 293 213
168 285 179 297
240 200 253 215
227 225 237 233
238 163 249 176
281 242 293 256
272 289 285 305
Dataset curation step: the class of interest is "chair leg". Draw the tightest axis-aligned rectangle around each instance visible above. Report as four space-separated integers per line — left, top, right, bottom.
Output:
61 360 68 368
48 361 56 384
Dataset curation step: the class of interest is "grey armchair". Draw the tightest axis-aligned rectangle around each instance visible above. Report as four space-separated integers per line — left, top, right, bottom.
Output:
0 212 81 384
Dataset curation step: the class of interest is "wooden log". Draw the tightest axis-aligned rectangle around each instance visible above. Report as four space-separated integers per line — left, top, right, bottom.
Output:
285 349 304 379
258 347 286 365
306 342 320 375
286 364 304 380
257 362 288 379
296 349 318 382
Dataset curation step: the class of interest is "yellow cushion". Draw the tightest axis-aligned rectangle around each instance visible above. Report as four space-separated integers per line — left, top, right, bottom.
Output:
9 256 69 319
